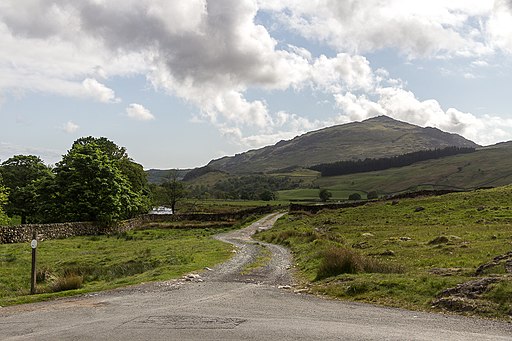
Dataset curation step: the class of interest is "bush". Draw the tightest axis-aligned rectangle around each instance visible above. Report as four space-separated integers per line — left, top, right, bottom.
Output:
319 189 332 202
348 193 362 201
367 191 379 200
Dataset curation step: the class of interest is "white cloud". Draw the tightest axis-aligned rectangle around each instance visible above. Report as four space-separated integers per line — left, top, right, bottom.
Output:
0 0 511 153
259 0 495 58
334 87 512 146
126 103 155 121
61 121 79 133
82 78 120 103
487 0 512 53
0 141 62 165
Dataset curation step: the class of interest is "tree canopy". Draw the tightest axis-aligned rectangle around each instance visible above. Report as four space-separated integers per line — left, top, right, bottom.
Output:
0 155 52 224
51 137 150 223
0 137 151 224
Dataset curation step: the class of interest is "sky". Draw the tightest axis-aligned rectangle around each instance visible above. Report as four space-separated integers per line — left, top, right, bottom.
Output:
1 1 512 169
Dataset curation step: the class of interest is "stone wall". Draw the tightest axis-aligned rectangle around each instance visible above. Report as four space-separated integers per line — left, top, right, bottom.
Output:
0 205 279 244
289 201 370 214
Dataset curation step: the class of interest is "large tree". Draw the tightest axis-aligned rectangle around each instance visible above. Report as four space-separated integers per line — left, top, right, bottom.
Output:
52 137 150 223
159 171 186 213
0 155 52 224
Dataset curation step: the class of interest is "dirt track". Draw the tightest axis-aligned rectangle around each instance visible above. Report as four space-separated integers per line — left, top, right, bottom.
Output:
1 213 511 340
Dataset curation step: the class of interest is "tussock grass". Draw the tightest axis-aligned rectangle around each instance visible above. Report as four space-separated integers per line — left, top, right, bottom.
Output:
317 247 404 280
51 274 83 292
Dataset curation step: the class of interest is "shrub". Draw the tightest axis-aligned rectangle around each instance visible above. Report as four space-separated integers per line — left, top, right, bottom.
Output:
348 193 362 201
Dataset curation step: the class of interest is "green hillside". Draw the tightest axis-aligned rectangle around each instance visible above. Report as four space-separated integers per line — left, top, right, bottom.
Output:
314 144 512 197
207 116 479 174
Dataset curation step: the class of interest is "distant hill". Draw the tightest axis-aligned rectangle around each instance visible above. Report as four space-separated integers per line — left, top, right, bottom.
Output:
207 116 480 174
314 141 512 196
145 168 190 184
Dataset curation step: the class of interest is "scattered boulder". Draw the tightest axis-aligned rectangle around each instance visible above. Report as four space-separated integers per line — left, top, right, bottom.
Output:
379 250 395 257
184 273 202 282
352 241 371 249
361 233 374 238
428 236 449 245
414 206 425 212
400 237 412 241
429 268 464 276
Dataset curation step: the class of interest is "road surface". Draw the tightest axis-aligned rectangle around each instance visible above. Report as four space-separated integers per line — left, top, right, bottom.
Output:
1 213 511 340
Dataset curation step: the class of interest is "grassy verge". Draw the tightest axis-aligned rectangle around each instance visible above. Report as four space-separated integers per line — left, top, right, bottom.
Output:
255 185 512 319
0 226 236 306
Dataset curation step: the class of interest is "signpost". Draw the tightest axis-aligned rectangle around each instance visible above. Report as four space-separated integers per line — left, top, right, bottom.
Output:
30 231 37 295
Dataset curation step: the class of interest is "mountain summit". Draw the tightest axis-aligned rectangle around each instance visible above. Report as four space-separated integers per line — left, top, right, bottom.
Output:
207 116 479 174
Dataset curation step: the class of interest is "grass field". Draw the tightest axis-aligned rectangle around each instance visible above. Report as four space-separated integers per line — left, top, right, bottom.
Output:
177 199 288 213
255 185 512 319
277 188 367 201
0 225 238 306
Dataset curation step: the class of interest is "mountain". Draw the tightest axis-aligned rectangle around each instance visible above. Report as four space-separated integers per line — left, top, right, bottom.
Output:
206 116 480 174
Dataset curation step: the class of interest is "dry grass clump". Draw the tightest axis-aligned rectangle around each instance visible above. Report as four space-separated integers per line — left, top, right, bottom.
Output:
316 247 404 280
51 273 83 292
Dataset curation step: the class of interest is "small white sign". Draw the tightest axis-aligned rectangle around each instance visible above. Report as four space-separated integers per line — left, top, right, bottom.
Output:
31 239 37 249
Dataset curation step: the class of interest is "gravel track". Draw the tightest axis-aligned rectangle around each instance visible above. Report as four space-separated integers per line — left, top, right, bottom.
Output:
207 212 292 286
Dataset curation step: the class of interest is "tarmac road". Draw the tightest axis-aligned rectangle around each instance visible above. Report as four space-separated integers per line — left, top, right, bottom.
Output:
1 213 511 340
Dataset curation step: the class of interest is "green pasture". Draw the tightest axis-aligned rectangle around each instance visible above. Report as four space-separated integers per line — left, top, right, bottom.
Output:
255 185 512 319
0 226 236 306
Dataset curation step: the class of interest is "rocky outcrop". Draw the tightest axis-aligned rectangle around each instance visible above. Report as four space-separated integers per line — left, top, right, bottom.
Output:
475 251 512 275
432 277 503 314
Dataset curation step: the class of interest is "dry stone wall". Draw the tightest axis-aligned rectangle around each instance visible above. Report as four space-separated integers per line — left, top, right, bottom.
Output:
0 205 278 244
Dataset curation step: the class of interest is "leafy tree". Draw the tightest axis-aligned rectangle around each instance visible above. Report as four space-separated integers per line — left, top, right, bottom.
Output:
348 193 362 201
367 191 379 200
319 188 332 202
73 136 150 196
0 155 52 224
51 138 150 223
160 171 186 213
260 190 276 201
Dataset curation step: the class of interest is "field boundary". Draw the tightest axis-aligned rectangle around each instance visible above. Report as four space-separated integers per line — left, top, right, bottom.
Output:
0 205 278 244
